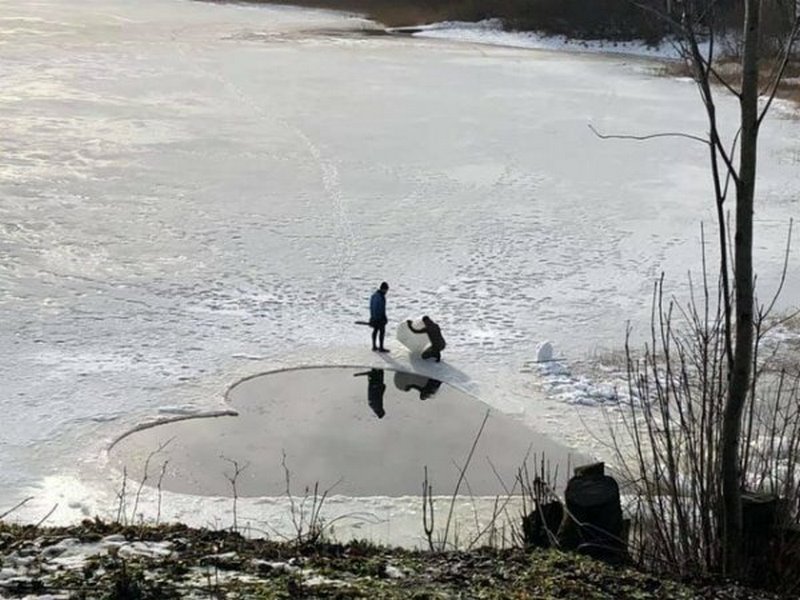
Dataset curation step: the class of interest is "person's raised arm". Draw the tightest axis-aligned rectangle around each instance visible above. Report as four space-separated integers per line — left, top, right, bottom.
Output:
407 319 426 334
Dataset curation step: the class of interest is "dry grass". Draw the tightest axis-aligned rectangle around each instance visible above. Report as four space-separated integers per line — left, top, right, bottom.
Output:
651 56 800 114
0 519 786 599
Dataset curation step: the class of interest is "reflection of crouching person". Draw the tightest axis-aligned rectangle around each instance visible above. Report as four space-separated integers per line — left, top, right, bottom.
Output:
407 316 446 362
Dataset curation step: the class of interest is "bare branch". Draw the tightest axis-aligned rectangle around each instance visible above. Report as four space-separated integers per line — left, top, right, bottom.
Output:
698 18 740 98
721 128 741 199
759 218 794 327
0 497 34 520
442 410 490 548
422 466 435 551
758 18 800 126
588 124 709 145
709 65 743 97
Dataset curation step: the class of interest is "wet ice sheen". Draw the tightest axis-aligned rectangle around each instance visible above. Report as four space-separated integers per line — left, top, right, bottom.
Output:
0 0 798 522
110 367 579 497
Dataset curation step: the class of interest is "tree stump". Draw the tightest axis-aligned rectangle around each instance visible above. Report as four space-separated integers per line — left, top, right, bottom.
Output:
558 466 627 564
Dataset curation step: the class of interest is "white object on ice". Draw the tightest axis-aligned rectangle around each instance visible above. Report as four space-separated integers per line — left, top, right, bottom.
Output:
396 318 430 354
536 341 554 363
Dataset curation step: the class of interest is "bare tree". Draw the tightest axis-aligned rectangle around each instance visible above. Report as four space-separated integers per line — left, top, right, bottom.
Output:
683 0 800 572
599 0 799 575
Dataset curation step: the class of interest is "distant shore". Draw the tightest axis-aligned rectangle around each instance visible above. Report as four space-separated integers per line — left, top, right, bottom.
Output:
198 0 669 43
207 0 799 111
204 0 472 28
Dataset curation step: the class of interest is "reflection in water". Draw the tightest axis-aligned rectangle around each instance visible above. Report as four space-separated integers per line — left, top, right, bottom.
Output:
355 369 444 418
393 371 442 400
354 368 386 418
111 367 586 498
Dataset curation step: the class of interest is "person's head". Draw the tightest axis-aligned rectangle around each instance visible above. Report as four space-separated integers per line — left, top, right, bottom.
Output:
422 315 432 324
379 281 389 293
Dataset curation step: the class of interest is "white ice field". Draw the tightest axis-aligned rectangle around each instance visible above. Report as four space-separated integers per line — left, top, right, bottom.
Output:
1 0 799 546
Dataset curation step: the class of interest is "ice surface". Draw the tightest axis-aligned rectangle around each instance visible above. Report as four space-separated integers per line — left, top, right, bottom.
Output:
1 0 799 540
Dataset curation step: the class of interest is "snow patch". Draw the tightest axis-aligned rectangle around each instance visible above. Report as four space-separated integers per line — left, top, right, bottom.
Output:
399 19 694 60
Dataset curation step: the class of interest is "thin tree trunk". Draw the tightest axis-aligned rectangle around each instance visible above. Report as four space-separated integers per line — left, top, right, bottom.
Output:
720 0 761 575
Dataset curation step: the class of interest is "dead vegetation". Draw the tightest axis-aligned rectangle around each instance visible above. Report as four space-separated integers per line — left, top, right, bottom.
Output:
0 519 787 599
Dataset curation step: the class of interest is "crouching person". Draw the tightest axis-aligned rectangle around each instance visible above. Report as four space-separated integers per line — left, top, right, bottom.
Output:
407 316 446 362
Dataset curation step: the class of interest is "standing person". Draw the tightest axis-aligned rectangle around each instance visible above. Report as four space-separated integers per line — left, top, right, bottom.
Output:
370 281 390 353
407 316 446 362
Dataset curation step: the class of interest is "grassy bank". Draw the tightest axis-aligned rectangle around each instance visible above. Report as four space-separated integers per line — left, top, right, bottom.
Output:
0 519 785 598
656 56 800 108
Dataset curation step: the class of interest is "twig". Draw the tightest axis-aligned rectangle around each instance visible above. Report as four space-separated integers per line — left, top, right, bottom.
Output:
442 410 490 548
758 18 800 126
221 455 249 533
588 123 709 146
0 497 34 520
422 466 435 551
156 460 169 526
8 504 59 552
132 438 174 523
116 467 128 525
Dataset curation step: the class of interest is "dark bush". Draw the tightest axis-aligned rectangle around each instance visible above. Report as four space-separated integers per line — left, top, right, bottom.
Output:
238 0 671 43
498 0 669 43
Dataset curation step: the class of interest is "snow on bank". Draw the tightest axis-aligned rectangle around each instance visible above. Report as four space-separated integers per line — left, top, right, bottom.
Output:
520 342 624 409
392 19 689 60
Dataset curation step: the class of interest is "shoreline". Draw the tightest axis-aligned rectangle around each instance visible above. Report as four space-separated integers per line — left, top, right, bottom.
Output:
202 0 799 108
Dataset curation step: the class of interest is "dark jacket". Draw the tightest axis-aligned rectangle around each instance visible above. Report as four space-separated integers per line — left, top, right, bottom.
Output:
410 320 446 351
370 290 387 325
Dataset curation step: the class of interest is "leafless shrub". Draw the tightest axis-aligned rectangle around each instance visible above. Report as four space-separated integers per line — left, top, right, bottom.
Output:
277 451 353 546
514 455 564 548
420 410 491 551
115 441 172 527
132 439 173 524
607 256 800 588
420 434 567 552
115 467 128 525
221 455 249 533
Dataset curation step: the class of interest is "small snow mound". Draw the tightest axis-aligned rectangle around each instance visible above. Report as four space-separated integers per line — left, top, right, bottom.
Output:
536 341 554 363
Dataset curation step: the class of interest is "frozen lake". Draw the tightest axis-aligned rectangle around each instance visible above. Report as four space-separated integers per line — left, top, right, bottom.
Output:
1 0 799 540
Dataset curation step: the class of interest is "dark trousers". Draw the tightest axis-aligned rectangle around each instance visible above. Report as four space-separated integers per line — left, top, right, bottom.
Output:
371 323 386 349
422 346 442 362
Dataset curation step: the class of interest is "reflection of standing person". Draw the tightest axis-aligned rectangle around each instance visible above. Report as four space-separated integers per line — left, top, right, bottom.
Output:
354 368 386 418
370 282 390 353
407 316 446 362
